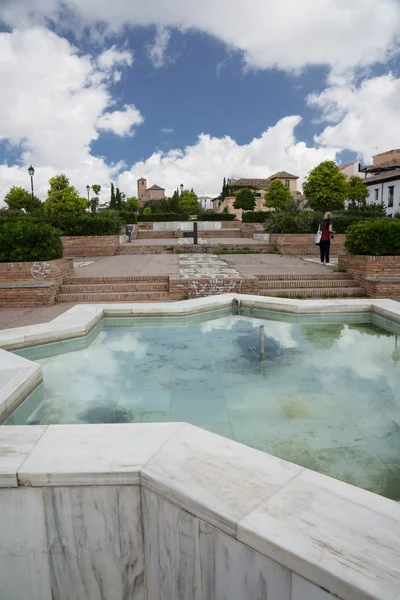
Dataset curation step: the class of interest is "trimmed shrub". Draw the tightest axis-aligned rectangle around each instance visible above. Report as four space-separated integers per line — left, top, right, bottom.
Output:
294 210 321 233
49 214 122 236
241 211 267 223
266 213 298 233
345 220 400 255
118 211 138 225
197 212 236 221
138 213 189 222
0 220 63 262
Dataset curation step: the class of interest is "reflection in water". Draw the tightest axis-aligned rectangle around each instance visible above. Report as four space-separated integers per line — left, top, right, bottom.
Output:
7 314 400 500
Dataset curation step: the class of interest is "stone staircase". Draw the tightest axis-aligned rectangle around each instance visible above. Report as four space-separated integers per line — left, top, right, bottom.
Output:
57 276 178 303
257 273 365 298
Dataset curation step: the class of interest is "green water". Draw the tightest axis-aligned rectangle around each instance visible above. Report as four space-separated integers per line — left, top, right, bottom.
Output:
7 309 400 500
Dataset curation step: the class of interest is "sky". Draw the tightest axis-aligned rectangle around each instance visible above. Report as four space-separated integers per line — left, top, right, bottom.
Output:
0 0 399 204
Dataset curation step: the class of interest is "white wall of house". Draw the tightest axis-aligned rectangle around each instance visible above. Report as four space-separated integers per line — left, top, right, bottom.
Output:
198 196 214 210
365 178 400 216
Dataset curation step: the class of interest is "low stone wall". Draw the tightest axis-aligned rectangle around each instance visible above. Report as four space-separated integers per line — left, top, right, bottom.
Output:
339 255 400 298
0 258 73 285
170 277 258 299
339 254 400 279
270 234 346 255
240 223 265 238
61 235 122 257
0 259 73 307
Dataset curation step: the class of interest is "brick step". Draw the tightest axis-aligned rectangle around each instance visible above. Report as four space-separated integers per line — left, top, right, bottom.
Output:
137 231 178 239
116 246 175 254
257 273 353 281
260 286 364 298
64 275 169 284
60 283 169 293
57 291 178 303
259 279 357 290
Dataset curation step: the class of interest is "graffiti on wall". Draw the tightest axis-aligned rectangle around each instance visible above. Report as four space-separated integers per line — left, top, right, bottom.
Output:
180 278 243 298
31 262 51 279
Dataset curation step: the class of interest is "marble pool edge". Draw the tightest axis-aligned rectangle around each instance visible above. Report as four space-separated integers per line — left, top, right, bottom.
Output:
0 296 400 600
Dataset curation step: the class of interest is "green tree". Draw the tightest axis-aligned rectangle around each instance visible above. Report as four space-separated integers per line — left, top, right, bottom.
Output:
223 206 229 213
264 179 294 209
347 175 369 209
123 196 139 212
169 190 180 212
115 187 122 210
110 182 116 209
233 188 256 211
89 184 101 213
4 186 42 212
302 161 348 212
142 206 152 216
179 190 199 214
44 174 87 217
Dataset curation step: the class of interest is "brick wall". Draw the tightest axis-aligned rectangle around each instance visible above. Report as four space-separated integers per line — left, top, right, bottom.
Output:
0 282 58 307
339 255 400 298
270 234 346 255
0 258 73 284
240 223 265 238
339 255 400 279
169 277 258 299
61 236 121 257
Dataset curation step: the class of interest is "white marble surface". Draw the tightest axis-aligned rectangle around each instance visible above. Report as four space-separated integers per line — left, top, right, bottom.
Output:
238 469 400 600
43 485 144 600
0 425 46 487
0 487 52 600
141 423 302 535
0 348 43 422
291 574 337 600
142 487 292 600
19 423 184 486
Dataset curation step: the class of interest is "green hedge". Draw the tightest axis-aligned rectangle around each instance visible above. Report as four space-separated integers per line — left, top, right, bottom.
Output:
49 214 122 236
197 212 236 221
138 213 189 222
0 220 63 262
241 211 267 223
345 220 400 255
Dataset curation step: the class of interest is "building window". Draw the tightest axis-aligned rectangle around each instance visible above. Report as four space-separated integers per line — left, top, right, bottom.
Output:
375 189 379 202
388 186 394 208
284 180 290 188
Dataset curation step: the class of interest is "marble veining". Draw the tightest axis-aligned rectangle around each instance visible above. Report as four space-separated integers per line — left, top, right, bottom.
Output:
43 485 144 600
142 487 292 600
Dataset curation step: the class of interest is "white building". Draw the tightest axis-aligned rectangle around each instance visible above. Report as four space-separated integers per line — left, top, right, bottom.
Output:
198 196 214 210
359 149 400 217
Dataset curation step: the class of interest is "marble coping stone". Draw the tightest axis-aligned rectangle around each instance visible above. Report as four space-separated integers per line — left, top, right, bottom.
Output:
0 349 43 425
0 422 399 600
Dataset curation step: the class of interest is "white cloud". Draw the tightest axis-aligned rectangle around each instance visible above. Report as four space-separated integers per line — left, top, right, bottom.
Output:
309 73 400 162
146 27 171 69
97 104 144 136
161 128 174 134
97 45 133 70
1 0 399 73
0 27 142 203
117 116 338 196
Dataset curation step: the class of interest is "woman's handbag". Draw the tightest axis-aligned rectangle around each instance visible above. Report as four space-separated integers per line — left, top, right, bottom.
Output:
315 227 322 245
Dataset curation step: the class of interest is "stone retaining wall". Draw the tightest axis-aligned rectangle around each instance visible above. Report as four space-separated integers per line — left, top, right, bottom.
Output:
61 235 121 257
0 258 73 284
339 255 400 298
0 282 59 307
270 234 346 255
240 223 265 238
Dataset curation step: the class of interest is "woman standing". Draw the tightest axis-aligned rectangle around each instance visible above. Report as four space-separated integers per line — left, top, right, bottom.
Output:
320 211 335 265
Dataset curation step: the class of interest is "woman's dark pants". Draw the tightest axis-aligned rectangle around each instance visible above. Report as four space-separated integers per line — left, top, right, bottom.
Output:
320 240 330 263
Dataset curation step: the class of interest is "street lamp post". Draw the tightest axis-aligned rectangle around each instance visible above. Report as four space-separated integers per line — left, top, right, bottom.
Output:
28 165 35 212
180 183 184 196
86 185 90 208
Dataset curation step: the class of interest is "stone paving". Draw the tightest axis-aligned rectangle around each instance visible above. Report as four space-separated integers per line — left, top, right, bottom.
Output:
178 254 240 279
72 254 179 277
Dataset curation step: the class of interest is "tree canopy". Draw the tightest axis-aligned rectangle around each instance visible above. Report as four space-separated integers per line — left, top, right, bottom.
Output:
44 174 87 217
179 190 199 214
347 175 369 209
4 186 42 212
123 196 139 212
302 161 348 212
233 188 256 211
89 184 101 213
264 179 294 209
